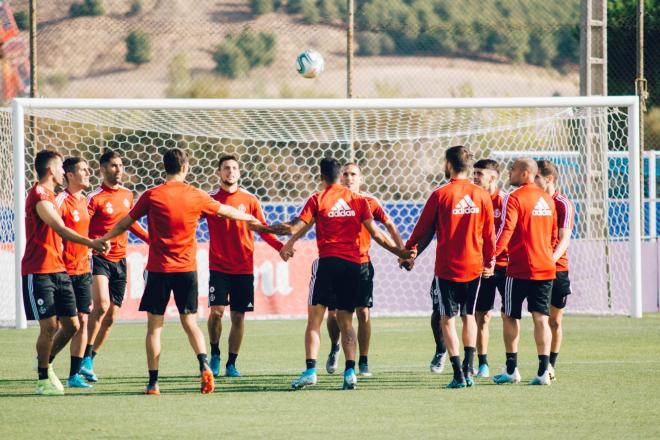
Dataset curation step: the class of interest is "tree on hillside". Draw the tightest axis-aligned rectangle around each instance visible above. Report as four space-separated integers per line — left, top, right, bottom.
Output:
70 0 104 17
126 31 152 65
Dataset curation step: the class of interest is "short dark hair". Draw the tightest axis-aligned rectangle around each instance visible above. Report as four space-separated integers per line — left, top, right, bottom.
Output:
537 159 558 181
34 150 63 180
63 157 85 179
320 157 342 183
217 154 239 169
163 148 188 175
445 145 472 173
99 149 121 166
473 159 500 174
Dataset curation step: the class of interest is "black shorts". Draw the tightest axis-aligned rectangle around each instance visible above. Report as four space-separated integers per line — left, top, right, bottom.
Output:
70 273 92 314
208 271 254 312
139 271 199 315
551 271 571 309
22 273 77 320
91 255 127 307
475 266 507 312
431 276 481 317
308 257 361 312
502 277 554 319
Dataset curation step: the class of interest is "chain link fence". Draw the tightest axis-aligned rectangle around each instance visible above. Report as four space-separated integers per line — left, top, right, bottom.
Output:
4 0 658 147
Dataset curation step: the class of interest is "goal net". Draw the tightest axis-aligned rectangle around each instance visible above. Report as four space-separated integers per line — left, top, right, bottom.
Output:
1 98 641 327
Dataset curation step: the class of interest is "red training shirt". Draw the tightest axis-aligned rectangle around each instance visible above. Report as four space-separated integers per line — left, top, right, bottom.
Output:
21 184 66 275
552 190 574 272
87 183 149 262
298 184 372 264
207 187 283 275
56 189 91 275
406 178 495 282
495 182 558 280
358 193 390 264
130 181 222 273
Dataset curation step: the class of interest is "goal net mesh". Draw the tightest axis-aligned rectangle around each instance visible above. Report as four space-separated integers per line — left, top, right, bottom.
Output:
0 103 634 325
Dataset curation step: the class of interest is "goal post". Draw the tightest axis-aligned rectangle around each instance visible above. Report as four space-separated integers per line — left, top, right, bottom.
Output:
5 96 641 328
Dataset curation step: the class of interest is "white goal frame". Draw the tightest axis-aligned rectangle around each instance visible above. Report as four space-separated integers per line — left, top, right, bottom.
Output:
10 96 642 328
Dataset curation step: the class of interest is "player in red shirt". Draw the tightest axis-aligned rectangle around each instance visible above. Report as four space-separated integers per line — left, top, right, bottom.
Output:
268 157 412 390
280 163 404 378
205 155 286 378
102 148 264 395
22 150 107 395
535 160 574 381
471 159 507 379
50 157 95 389
492 158 558 386
405 146 495 389
81 150 149 382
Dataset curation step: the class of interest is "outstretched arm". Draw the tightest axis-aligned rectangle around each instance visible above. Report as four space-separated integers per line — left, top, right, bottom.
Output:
364 219 414 260
279 219 314 261
102 214 136 242
36 201 108 253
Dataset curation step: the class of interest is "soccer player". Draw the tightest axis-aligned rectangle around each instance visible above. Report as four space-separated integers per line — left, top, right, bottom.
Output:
101 148 264 395
535 160 574 381
22 150 107 395
206 155 286 378
268 157 412 390
492 158 558 386
405 146 495 389
280 163 404 377
472 159 507 378
81 149 149 382
51 157 95 388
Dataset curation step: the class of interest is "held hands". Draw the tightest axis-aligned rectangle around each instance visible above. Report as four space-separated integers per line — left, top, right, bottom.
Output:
398 247 416 261
482 261 495 278
398 257 415 271
246 216 267 233
279 244 295 262
91 239 110 254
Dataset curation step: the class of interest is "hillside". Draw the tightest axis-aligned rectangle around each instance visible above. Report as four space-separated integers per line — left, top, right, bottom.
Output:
22 0 579 98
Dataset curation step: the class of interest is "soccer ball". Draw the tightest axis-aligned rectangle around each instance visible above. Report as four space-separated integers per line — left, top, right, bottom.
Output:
296 49 324 79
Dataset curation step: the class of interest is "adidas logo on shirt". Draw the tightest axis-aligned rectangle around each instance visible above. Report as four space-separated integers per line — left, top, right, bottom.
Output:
452 195 480 215
532 197 552 216
328 198 356 217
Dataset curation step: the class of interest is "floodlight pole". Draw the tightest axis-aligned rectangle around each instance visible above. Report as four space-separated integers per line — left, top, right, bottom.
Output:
346 0 355 161
29 0 37 97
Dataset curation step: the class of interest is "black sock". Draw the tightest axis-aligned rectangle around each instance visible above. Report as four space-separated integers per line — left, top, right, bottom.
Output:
148 369 159 386
226 353 238 367
38 367 48 380
463 347 476 376
48 355 55 364
331 343 340 353
435 340 446 354
538 355 550 376
478 354 488 367
197 353 209 372
84 345 93 358
505 352 518 375
450 355 464 381
358 355 368 366
91 350 98 359
345 360 356 371
210 343 220 356
549 351 558 367
70 356 83 377
306 359 316 370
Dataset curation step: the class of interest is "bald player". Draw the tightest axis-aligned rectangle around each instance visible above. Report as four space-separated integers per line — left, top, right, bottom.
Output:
492 158 558 386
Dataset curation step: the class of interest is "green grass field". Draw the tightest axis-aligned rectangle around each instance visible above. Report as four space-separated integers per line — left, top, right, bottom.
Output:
1 315 660 439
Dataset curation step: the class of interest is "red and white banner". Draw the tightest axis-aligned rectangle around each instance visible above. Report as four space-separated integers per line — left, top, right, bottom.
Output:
119 242 319 321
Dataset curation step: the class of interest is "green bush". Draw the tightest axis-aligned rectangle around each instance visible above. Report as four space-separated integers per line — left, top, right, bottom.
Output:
300 0 320 24
235 28 276 67
213 41 250 79
250 0 274 15
13 11 28 31
319 0 340 22
128 0 142 16
125 31 151 65
356 32 396 56
526 29 556 67
70 0 104 17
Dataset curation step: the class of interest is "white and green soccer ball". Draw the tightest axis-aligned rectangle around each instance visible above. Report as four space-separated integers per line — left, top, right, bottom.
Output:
296 49 324 79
